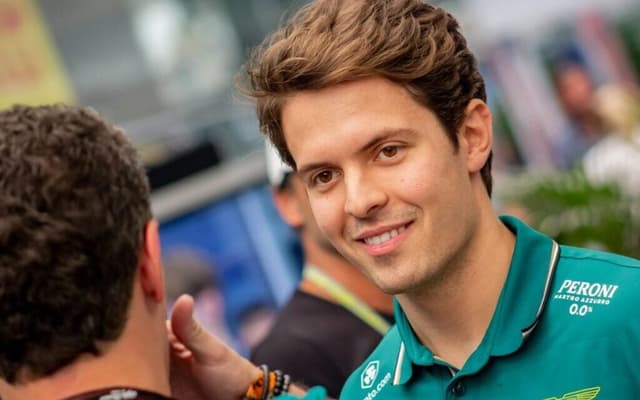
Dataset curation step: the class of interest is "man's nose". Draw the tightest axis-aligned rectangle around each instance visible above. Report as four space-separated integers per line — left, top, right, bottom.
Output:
343 169 388 219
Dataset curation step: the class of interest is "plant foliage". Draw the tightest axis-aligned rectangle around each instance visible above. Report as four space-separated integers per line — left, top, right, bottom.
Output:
499 168 640 259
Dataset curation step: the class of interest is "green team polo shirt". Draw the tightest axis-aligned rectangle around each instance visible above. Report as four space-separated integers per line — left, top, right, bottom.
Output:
277 215 640 400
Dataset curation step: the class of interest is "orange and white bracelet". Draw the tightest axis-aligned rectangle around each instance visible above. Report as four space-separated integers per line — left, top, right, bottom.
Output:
245 364 291 400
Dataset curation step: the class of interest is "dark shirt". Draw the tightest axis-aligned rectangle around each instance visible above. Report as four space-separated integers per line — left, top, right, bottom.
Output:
251 289 394 398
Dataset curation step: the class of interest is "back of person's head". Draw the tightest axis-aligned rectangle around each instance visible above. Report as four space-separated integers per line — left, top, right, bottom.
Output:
0 104 152 383
243 0 492 194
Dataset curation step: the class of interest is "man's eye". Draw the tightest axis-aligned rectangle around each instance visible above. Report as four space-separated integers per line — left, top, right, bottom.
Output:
313 170 334 185
379 146 399 159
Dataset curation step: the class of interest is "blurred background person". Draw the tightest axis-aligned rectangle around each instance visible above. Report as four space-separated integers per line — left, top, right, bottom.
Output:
582 83 640 196
237 301 277 353
552 60 608 167
249 144 394 398
163 247 243 352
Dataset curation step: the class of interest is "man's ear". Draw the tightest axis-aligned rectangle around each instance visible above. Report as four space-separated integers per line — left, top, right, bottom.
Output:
459 99 493 173
272 187 304 229
139 219 164 302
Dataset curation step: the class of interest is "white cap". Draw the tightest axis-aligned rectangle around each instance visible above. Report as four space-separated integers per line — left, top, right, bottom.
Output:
265 141 293 187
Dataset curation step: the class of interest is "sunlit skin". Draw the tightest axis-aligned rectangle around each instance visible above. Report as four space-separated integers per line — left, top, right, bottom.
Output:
281 77 515 366
283 77 479 295
274 174 394 313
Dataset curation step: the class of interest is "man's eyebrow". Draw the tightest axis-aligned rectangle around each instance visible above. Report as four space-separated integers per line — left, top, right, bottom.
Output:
297 162 330 177
296 127 415 176
359 128 415 153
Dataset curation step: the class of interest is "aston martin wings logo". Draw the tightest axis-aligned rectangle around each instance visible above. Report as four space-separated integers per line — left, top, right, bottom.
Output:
543 386 600 400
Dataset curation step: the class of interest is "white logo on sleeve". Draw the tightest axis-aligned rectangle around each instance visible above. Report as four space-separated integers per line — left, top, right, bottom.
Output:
99 389 139 400
361 361 380 389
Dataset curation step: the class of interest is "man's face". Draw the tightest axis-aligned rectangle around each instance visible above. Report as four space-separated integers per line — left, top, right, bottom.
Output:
281 77 480 295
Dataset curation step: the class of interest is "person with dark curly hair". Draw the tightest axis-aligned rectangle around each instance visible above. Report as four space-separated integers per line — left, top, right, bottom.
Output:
0 104 249 400
165 1 640 399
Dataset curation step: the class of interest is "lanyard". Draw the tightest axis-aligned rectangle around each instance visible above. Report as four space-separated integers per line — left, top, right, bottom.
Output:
303 265 392 335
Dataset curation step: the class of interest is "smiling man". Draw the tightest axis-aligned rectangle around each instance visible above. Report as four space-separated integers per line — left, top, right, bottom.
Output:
277 75 515 373
168 1 640 399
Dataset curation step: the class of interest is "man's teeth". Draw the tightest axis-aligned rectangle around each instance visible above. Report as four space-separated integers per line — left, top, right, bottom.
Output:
364 226 405 245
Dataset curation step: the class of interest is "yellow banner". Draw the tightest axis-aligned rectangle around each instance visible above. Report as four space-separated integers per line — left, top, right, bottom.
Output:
0 0 74 110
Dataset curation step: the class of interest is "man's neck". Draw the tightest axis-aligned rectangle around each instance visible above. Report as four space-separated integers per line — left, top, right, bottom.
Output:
0 354 171 400
0 299 171 400
397 214 515 369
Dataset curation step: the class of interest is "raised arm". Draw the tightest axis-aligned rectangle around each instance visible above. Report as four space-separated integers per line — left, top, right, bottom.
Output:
168 295 326 400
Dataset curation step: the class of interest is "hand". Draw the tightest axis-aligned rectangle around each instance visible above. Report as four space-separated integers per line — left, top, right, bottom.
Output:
168 294 262 400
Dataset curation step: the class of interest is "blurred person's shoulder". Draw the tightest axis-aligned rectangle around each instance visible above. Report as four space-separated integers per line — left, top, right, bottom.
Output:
251 289 393 397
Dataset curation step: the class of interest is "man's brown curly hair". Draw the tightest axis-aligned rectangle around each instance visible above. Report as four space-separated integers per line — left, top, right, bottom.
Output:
242 0 492 194
0 104 152 383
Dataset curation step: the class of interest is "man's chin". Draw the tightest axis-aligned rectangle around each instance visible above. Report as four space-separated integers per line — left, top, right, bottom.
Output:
370 275 409 296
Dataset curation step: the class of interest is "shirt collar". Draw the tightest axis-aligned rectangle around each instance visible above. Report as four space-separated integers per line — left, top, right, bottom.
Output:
392 215 559 385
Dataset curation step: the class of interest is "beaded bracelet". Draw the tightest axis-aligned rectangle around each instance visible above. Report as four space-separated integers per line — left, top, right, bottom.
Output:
245 364 268 400
244 365 292 399
272 370 284 396
281 373 291 394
